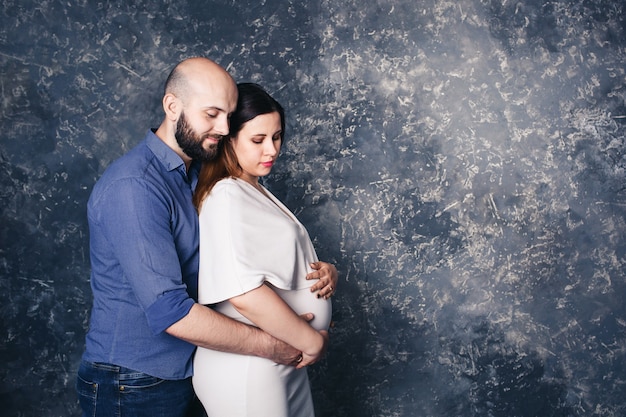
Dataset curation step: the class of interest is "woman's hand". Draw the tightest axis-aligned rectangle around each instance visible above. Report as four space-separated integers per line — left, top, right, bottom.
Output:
306 261 338 299
296 329 329 369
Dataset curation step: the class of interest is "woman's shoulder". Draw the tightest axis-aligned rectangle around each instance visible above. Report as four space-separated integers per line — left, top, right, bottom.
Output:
209 177 253 202
201 178 241 215
213 176 237 189
212 177 246 194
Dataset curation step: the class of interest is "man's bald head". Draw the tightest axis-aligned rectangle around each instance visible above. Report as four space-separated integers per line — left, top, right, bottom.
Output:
163 57 235 104
156 57 238 166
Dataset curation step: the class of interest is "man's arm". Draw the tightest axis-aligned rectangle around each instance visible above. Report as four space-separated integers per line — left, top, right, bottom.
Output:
165 303 306 365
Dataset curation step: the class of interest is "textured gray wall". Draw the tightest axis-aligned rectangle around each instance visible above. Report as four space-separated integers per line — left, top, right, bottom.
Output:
1 1 625 416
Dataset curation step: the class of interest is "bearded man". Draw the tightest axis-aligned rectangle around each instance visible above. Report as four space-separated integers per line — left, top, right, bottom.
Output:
76 57 337 417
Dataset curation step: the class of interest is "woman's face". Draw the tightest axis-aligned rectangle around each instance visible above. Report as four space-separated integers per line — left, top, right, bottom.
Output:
232 111 282 185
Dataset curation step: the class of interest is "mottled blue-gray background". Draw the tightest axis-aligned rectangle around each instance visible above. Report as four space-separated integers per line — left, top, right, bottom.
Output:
1 0 625 416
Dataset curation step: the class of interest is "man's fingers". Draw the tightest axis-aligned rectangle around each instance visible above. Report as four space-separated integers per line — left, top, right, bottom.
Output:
300 312 314 322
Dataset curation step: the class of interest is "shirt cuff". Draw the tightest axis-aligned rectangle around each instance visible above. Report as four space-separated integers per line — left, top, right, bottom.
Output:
145 289 195 335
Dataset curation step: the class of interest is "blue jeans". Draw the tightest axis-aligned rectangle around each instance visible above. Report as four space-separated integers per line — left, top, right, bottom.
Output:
76 361 205 417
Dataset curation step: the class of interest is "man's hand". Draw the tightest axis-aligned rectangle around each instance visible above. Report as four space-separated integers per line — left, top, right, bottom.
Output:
306 261 338 299
268 338 304 366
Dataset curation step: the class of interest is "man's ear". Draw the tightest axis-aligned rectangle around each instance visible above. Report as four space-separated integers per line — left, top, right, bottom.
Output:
162 93 181 121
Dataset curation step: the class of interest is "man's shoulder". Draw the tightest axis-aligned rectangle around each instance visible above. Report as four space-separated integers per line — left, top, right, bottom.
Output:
99 141 152 180
89 138 157 201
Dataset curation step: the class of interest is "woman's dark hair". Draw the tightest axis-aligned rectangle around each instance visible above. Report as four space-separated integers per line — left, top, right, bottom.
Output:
193 83 285 210
230 83 285 139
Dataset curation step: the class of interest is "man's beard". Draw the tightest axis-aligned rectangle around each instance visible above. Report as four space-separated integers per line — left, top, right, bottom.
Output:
175 112 222 162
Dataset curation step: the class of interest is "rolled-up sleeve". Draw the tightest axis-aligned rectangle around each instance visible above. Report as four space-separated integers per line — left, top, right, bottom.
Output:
146 290 195 334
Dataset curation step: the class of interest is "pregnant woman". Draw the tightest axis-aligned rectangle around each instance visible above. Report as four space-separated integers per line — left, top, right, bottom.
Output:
192 83 333 417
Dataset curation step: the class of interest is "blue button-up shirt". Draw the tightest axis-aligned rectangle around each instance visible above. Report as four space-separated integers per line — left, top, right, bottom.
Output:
82 130 200 379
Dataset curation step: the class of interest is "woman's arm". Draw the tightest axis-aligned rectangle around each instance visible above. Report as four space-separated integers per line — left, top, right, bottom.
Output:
229 284 328 367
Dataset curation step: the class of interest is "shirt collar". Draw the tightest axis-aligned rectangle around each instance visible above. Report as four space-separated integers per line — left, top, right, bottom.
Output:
146 129 185 172
146 129 201 187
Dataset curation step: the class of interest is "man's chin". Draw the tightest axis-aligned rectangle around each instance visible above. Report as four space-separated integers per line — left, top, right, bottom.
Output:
197 147 218 162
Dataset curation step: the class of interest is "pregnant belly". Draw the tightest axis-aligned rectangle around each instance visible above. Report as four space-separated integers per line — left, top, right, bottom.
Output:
272 286 332 331
213 284 332 331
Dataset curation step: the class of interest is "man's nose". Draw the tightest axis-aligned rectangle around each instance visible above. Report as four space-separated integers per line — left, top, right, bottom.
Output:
214 115 229 136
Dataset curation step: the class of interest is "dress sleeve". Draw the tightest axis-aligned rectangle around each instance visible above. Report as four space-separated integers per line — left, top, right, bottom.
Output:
197 179 318 305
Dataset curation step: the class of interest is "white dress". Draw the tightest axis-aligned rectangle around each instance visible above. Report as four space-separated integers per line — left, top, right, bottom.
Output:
193 177 332 417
